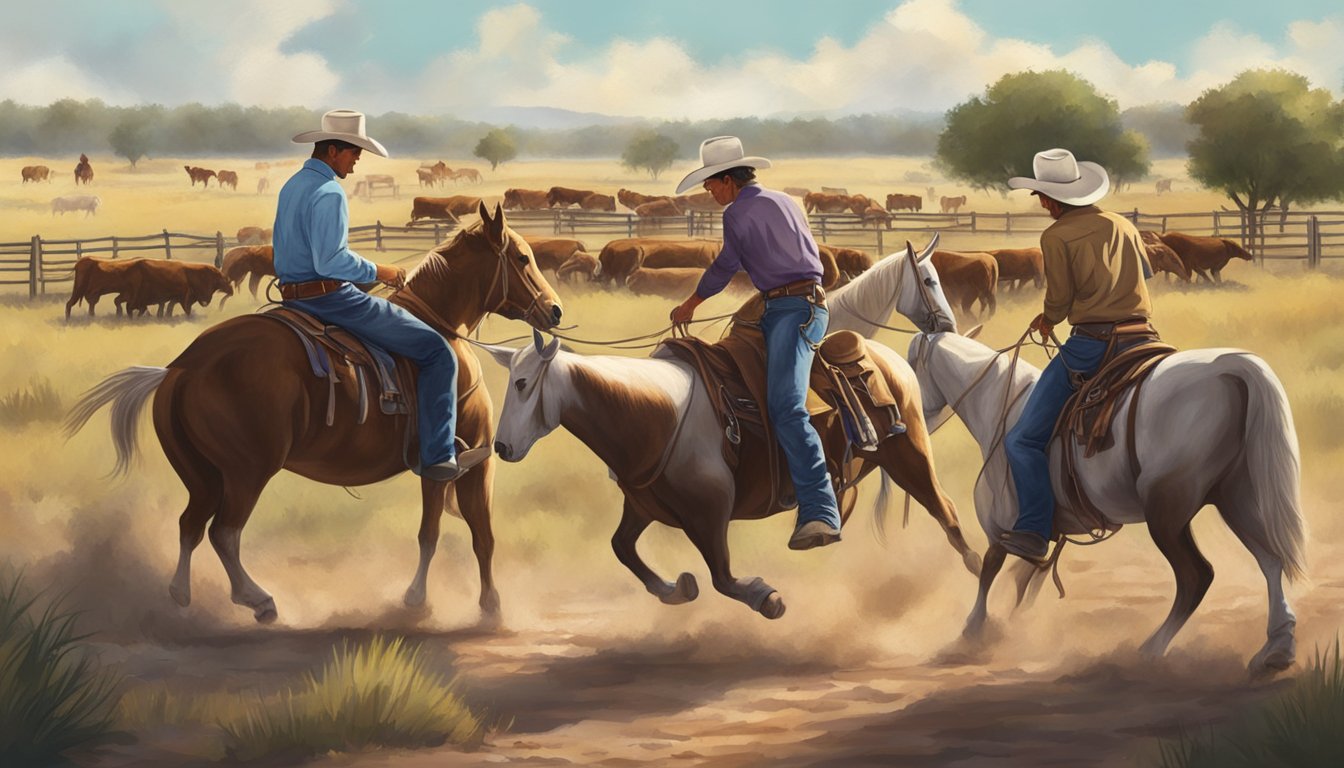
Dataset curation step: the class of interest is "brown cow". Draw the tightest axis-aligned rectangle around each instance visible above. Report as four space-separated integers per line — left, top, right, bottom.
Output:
625 267 753 299
184 166 215 188
1155 179 1173 195
674 191 723 212
66 257 142 319
931 249 998 319
21 165 51 183
618 188 678 210
217 170 239 190
74 154 93 185
1139 231 1191 282
236 226 272 245
1157 231 1254 284
634 199 684 232
122 260 232 318
407 195 482 225
221 245 276 300
547 186 596 208
804 192 854 214
885 193 921 212
503 188 550 210
986 247 1045 290
416 168 437 188
522 236 588 273
556 251 599 284
579 192 616 212
596 238 721 286
818 245 873 277
256 177 271 195
859 202 893 229
450 168 482 184
940 195 967 213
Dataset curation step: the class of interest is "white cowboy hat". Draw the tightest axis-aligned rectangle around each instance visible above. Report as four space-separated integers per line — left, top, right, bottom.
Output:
292 109 389 158
674 136 771 194
1007 148 1108 206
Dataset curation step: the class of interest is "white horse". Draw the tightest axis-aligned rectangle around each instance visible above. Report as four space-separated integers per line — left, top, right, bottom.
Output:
898 305 1305 673
826 232 956 336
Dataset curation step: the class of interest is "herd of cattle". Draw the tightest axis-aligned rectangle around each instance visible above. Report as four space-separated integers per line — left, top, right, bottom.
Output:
416 161 483 188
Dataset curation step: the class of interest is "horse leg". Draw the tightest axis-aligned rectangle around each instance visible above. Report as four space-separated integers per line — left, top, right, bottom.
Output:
612 499 698 605
453 458 501 621
682 511 783 619
1215 488 1296 672
153 374 222 608
208 473 279 622
964 544 1008 639
403 478 450 608
875 439 981 575
1139 510 1213 659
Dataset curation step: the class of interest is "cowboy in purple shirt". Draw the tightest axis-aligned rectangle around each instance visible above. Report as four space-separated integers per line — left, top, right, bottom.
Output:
670 136 842 550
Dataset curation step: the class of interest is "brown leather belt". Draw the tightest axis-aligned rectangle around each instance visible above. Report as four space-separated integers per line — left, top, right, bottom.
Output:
1070 316 1153 341
279 279 347 301
763 279 825 302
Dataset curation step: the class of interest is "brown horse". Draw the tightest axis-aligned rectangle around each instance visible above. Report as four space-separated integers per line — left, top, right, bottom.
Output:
75 153 94 185
65 204 563 624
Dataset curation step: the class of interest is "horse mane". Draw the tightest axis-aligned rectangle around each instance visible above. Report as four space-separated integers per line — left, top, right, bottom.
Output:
407 216 528 284
828 249 904 327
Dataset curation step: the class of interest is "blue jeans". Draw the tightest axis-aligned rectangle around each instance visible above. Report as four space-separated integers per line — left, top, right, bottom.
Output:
287 285 459 470
1004 335 1107 538
760 295 841 528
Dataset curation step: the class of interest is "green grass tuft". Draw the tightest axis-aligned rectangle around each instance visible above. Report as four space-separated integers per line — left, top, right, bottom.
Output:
0 376 63 426
1154 638 1344 767
0 568 122 765
220 635 484 761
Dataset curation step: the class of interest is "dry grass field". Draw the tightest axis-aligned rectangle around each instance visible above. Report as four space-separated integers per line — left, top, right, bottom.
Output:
2 154 1343 766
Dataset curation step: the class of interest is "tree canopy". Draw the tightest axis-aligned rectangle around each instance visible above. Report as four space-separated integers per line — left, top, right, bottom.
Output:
473 128 517 170
109 110 154 168
1185 68 1344 225
936 70 1149 192
620 132 679 179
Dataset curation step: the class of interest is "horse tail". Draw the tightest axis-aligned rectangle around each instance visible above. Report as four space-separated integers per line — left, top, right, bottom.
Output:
63 366 169 478
1225 353 1307 581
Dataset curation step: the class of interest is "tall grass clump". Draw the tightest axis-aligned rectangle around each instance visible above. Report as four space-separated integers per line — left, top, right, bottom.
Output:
0 377 62 426
0 569 122 765
1154 638 1344 767
221 635 484 761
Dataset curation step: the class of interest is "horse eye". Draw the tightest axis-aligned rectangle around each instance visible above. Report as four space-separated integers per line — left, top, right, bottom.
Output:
518 254 530 265
924 277 937 287
515 378 526 392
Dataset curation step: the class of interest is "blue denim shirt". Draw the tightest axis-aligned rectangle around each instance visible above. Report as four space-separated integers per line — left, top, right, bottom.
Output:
696 184 824 299
273 158 377 284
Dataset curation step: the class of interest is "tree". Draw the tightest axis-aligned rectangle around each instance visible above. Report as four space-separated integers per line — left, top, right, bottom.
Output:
620 132 679 179
1186 68 1344 244
473 128 517 170
109 113 152 169
936 70 1149 193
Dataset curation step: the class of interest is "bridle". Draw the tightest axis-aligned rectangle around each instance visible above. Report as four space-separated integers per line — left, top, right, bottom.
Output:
833 239 954 336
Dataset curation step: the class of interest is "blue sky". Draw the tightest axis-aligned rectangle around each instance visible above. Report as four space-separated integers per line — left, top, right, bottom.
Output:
1 0 1341 119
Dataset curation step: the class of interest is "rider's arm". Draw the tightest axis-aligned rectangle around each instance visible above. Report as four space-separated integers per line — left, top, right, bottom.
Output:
310 189 378 284
694 211 742 301
1040 231 1073 326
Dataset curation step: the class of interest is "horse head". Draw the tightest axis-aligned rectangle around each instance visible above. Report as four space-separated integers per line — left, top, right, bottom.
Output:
895 235 958 334
484 330 563 462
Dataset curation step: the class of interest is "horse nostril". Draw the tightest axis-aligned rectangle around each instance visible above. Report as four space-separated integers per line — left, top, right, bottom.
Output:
551 305 563 325
493 441 509 460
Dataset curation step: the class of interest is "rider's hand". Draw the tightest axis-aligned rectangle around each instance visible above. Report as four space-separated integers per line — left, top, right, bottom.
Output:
376 263 406 290
1028 312 1054 338
670 296 701 326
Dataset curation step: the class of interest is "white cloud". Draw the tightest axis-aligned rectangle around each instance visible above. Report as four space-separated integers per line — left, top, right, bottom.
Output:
0 55 137 104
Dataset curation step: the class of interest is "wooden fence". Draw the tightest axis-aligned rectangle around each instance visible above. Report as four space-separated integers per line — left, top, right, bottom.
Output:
6 207 1344 298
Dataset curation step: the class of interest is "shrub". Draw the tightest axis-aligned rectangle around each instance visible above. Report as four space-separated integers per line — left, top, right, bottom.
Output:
0 377 63 426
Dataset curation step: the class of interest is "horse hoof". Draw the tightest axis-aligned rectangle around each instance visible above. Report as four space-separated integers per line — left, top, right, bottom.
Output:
759 592 786 620
661 573 699 605
169 584 191 607
403 587 426 608
253 599 278 624
1250 647 1295 676
479 588 501 617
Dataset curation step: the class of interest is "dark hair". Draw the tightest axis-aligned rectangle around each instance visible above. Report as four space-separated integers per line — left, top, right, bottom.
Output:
312 139 360 157
1033 190 1083 213
711 166 757 186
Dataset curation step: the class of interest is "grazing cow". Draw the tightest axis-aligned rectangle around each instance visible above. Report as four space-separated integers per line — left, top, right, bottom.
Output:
430 161 451 186
818 244 873 277
21 165 51 183
74 154 93 185
846 194 873 215
1155 179 1173 195
1157 231 1251 284
416 168 437 188
859 202 893 229
618 188 678 210
450 168 482 184
986 247 1045 290
625 267 753 299
596 238 721 286
556 251 599 284
221 245 276 300
522 236 588 274
124 260 233 318
66 257 142 319
803 192 855 214
547 186 596 208
579 192 616 212
930 249 998 319
184 166 216 188
503 188 550 210
407 195 482 225
634 199 683 221
885 193 922 212
673 191 723 212
782 186 811 198
256 177 270 195
1139 231 1192 282
939 195 967 213
217 170 239 190
254 161 272 171
51 195 100 217
236 226 272 245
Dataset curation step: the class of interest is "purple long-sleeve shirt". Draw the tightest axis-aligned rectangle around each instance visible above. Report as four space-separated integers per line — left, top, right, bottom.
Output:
695 184 824 299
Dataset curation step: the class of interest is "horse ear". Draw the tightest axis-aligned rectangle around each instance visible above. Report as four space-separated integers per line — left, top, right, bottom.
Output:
964 324 984 340
483 201 505 245
541 334 561 361
532 328 545 354
481 343 518 368
916 233 939 263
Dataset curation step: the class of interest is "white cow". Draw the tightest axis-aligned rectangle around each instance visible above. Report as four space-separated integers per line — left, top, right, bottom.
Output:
52 195 101 217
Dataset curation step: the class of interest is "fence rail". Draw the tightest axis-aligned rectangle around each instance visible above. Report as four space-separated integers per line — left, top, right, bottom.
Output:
6 207 1344 297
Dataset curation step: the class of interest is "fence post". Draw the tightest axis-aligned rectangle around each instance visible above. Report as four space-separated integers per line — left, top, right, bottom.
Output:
163 229 173 259
112 236 120 259
29 235 41 299
875 228 883 254
376 221 384 252
627 214 634 238
434 223 441 244
1005 211 1012 235
215 231 224 268
687 211 694 238
819 216 828 243
970 212 977 232
1161 215 1168 233
1308 215 1320 269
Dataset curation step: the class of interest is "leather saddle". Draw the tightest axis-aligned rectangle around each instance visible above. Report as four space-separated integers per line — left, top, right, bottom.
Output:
1052 319 1176 537
260 306 419 430
658 295 905 517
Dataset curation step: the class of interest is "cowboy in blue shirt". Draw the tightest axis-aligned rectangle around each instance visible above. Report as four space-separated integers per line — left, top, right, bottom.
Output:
274 109 489 482
671 136 843 551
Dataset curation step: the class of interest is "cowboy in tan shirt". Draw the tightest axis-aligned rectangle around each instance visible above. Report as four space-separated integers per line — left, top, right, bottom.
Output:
997 149 1154 562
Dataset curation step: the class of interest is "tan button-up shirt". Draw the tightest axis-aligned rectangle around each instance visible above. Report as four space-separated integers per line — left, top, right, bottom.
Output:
1041 206 1152 326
